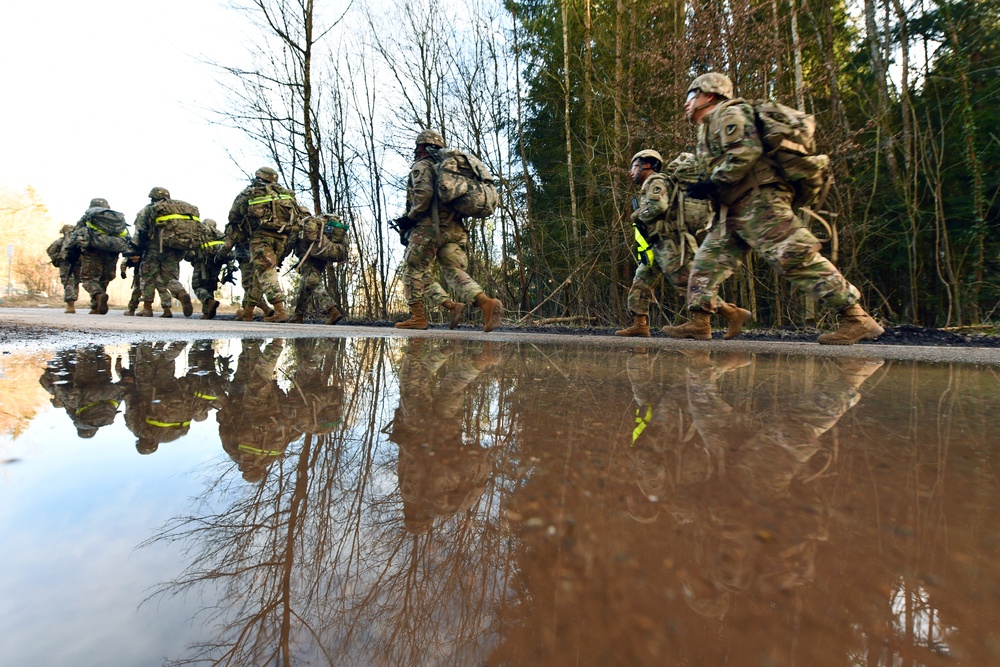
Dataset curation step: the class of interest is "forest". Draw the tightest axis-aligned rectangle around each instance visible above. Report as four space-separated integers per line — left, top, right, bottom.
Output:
9 0 998 329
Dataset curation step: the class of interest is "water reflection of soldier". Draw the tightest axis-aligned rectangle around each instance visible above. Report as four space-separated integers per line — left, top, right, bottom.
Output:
218 339 296 482
671 353 883 615
39 346 126 438
389 338 500 534
183 340 231 424
122 342 196 455
288 338 344 436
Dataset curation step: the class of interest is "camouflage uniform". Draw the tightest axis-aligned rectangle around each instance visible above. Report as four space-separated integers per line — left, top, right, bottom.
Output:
121 342 196 454
226 173 304 313
39 346 126 439
49 225 81 303
627 158 711 315
687 101 860 314
401 157 486 308
78 250 118 309
292 256 339 319
133 202 188 307
185 223 230 317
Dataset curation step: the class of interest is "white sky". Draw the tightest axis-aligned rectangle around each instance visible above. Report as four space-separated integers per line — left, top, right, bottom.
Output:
0 0 265 228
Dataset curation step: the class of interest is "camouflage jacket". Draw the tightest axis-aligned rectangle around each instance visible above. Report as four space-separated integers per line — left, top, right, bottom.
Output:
632 173 676 238
226 180 306 241
405 156 457 223
697 101 782 205
131 203 157 250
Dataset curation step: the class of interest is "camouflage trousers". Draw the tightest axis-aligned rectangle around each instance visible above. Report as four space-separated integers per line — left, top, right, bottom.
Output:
402 218 484 307
80 251 118 306
126 273 142 311
293 258 337 316
687 185 859 313
140 247 186 305
60 261 81 302
245 234 287 307
626 233 699 315
191 260 222 312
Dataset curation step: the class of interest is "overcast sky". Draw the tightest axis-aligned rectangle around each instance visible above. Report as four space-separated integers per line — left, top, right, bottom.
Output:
0 0 265 227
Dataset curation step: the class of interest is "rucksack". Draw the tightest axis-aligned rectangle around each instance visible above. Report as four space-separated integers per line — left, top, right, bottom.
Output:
152 200 204 251
83 207 130 254
299 214 349 263
721 99 833 210
431 149 498 219
246 184 300 234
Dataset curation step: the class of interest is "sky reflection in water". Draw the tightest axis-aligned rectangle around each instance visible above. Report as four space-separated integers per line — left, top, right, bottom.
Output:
1 338 999 666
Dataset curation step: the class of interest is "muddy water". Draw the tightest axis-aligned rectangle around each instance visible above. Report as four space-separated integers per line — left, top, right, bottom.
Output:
1 337 999 666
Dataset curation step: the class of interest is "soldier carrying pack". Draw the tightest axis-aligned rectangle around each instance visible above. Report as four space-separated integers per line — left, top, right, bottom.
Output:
429 147 498 219
153 199 205 251
80 206 130 254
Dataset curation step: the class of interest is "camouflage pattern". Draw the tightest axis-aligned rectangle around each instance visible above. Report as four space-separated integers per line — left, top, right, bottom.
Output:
79 250 117 308
89 198 110 208
39 347 126 438
254 167 279 183
185 228 229 312
289 338 344 436
121 342 195 454
631 149 663 166
60 258 82 303
389 338 498 533
139 247 186 305
148 187 170 201
415 129 445 147
686 186 859 314
686 102 860 314
625 167 710 315
246 234 288 306
292 257 339 318
401 157 485 307
687 72 733 100
183 340 229 423
218 339 294 482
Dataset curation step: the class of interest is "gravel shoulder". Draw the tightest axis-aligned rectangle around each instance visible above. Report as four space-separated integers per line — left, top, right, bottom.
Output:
1 307 999 366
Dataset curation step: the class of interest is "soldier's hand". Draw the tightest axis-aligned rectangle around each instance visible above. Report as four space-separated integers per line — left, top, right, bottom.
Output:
685 178 717 201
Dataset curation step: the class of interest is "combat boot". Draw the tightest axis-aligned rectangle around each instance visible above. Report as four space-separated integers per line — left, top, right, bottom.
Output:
179 292 194 317
817 304 885 345
89 303 100 314
202 298 219 320
288 313 305 324
161 306 173 318
264 301 288 323
395 302 429 330
615 314 650 337
326 306 344 325
662 310 712 340
137 301 154 317
258 304 275 319
473 293 504 332
97 292 109 315
123 308 135 316
64 301 76 314
716 302 752 340
441 299 465 329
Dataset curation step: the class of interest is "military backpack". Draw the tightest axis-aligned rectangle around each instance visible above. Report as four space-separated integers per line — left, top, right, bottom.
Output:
152 200 204 250
245 183 300 234
430 148 498 219
299 214 349 263
722 99 833 210
82 207 131 254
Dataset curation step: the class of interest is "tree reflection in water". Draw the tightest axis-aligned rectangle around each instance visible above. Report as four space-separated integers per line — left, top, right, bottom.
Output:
37 341 1000 666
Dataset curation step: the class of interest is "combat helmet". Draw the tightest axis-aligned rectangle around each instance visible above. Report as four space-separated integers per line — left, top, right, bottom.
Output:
415 129 445 148
89 198 109 208
687 72 733 100
148 187 170 201
255 167 279 183
631 149 663 171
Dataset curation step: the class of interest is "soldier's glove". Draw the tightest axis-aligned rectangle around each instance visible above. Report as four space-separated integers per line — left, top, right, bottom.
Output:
685 178 717 201
392 216 415 247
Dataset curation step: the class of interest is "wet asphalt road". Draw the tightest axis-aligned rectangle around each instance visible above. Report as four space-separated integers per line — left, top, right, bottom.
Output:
1 307 999 366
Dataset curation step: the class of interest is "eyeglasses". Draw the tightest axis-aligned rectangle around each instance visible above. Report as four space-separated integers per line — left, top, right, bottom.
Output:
686 90 700 103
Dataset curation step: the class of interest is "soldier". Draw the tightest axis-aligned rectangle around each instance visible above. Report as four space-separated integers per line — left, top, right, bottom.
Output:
120 250 143 316
46 224 81 313
39 346 127 438
289 213 347 325
225 167 307 323
120 342 195 454
131 187 196 318
185 218 229 319
73 197 124 315
664 72 883 345
616 150 751 338
393 130 503 332
233 239 274 321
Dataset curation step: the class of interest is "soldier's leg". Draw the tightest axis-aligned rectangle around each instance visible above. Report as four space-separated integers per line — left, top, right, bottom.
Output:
437 238 484 305
685 224 747 315
400 223 440 306
249 236 286 306
78 254 104 312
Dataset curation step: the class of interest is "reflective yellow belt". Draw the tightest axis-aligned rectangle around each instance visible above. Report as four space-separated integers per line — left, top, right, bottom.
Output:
145 417 191 428
248 193 295 206
238 444 284 457
631 405 653 445
86 221 128 237
200 240 225 250
193 391 217 401
76 399 121 415
155 213 201 224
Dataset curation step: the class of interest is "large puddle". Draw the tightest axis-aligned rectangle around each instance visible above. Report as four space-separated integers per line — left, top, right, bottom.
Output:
1 337 999 666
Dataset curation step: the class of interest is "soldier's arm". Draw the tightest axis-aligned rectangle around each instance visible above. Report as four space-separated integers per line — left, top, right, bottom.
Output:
637 175 672 224
710 104 763 186
406 162 435 219
131 208 150 248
